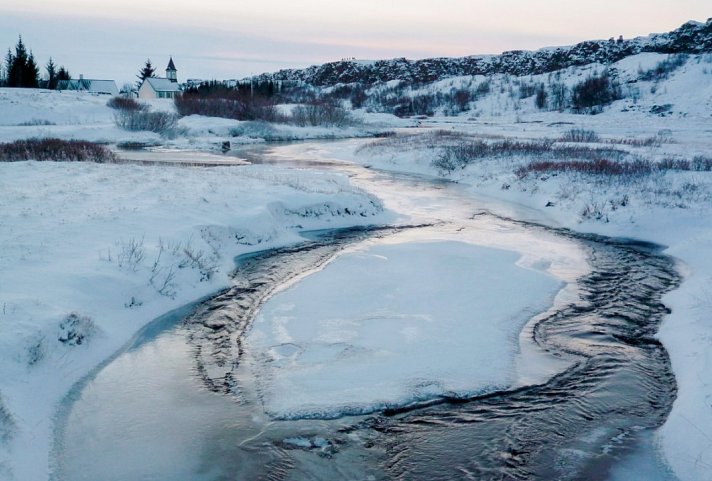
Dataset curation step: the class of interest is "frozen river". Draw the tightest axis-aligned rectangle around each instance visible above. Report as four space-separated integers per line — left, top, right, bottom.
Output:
52 141 680 480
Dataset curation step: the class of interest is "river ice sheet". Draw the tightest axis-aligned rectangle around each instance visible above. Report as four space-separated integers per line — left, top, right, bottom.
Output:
245 239 562 419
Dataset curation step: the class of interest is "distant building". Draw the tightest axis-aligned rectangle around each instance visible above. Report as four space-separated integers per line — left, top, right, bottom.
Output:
56 76 119 96
138 57 181 99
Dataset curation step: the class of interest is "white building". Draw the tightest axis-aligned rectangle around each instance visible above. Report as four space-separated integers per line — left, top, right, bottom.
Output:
138 58 181 99
56 76 119 96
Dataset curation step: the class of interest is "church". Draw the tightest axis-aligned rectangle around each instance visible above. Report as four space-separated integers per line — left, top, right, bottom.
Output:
138 57 182 99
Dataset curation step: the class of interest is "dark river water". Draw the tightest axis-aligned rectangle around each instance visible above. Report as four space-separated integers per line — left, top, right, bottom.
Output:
52 141 681 481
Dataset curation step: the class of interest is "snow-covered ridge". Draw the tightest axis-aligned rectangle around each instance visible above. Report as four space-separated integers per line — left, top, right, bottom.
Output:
256 18 712 85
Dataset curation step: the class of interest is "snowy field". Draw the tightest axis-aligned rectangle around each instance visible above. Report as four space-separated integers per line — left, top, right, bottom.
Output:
0 159 388 480
1 49 712 481
305 136 712 481
283 53 712 481
0 88 410 151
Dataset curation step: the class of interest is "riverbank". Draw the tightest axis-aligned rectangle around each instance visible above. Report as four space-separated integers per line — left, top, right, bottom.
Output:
0 159 391 480
1 133 708 480
44 146 674 479
2 81 711 479
291 130 712 481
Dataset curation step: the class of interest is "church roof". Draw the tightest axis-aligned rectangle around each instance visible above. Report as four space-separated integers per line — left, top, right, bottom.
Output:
144 77 181 92
166 57 176 71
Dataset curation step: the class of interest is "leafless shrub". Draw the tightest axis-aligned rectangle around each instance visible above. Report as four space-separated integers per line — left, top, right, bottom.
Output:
435 139 558 172
180 241 218 281
106 96 148 111
117 236 146 271
17 119 55 126
291 100 353 127
148 241 165 282
561 128 600 143
116 141 157 150
608 195 630 211
372 130 396 138
639 54 689 82
581 201 609 223
535 84 548 109
114 110 179 134
518 82 537 99
354 133 421 155
659 156 712 171
396 93 439 117
475 80 491 96
144 239 178 297
607 136 666 147
174 91 285 122
515 158 654 178
0 138 117 162
321 83 368 109
571 71 622 114
433 140 492 171
150 265 176 298
451 87 473 111
431 129 468 139
433 138 627 173
230 121 279 139
517 155 712 179
691 156 712 171
359 131 633 174
360 81 488 117
549 82 569 111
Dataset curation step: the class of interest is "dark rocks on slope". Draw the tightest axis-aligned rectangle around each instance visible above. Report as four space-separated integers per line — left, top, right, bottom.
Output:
255 19 712 86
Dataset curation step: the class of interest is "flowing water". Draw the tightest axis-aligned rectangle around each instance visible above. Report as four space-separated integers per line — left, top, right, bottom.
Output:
52 141 681 481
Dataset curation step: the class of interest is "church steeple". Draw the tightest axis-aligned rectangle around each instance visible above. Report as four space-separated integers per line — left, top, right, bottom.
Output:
166 57 177 83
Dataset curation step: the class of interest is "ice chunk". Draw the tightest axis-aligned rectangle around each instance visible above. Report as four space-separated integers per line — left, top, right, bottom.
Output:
246 240 562 419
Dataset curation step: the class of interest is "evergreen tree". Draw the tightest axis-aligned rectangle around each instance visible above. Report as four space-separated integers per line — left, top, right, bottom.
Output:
136 59 156 88
26 52 39 88
57 66 71 82
45 57 57 89
7 37 26 87
4 49 12 77
6 36 39 88
5 48 15 74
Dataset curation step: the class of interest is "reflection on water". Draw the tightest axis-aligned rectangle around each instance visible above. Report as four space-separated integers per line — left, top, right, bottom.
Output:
55 324 385 481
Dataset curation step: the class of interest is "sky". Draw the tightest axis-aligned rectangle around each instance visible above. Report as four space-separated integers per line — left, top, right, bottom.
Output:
0 1 709 86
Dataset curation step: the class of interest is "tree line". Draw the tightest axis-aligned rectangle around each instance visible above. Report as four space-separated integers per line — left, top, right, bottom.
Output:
0 36 71 89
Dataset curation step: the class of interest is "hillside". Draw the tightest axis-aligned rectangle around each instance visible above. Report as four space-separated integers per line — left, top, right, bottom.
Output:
256 18 712 86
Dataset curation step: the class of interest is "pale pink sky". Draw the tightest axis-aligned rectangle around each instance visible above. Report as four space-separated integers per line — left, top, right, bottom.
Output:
1 0 709 84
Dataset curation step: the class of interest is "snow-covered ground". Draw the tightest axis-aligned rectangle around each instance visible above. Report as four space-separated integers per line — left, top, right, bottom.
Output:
0 88 410 151
0 159 389 480
287 53 712 481
1 49 711 481
335 135 712 481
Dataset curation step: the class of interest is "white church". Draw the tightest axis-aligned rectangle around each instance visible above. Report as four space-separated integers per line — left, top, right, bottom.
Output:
138 57 182 99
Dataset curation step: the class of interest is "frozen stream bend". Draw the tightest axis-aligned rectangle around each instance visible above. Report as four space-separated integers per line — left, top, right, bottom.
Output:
55 142 681 481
